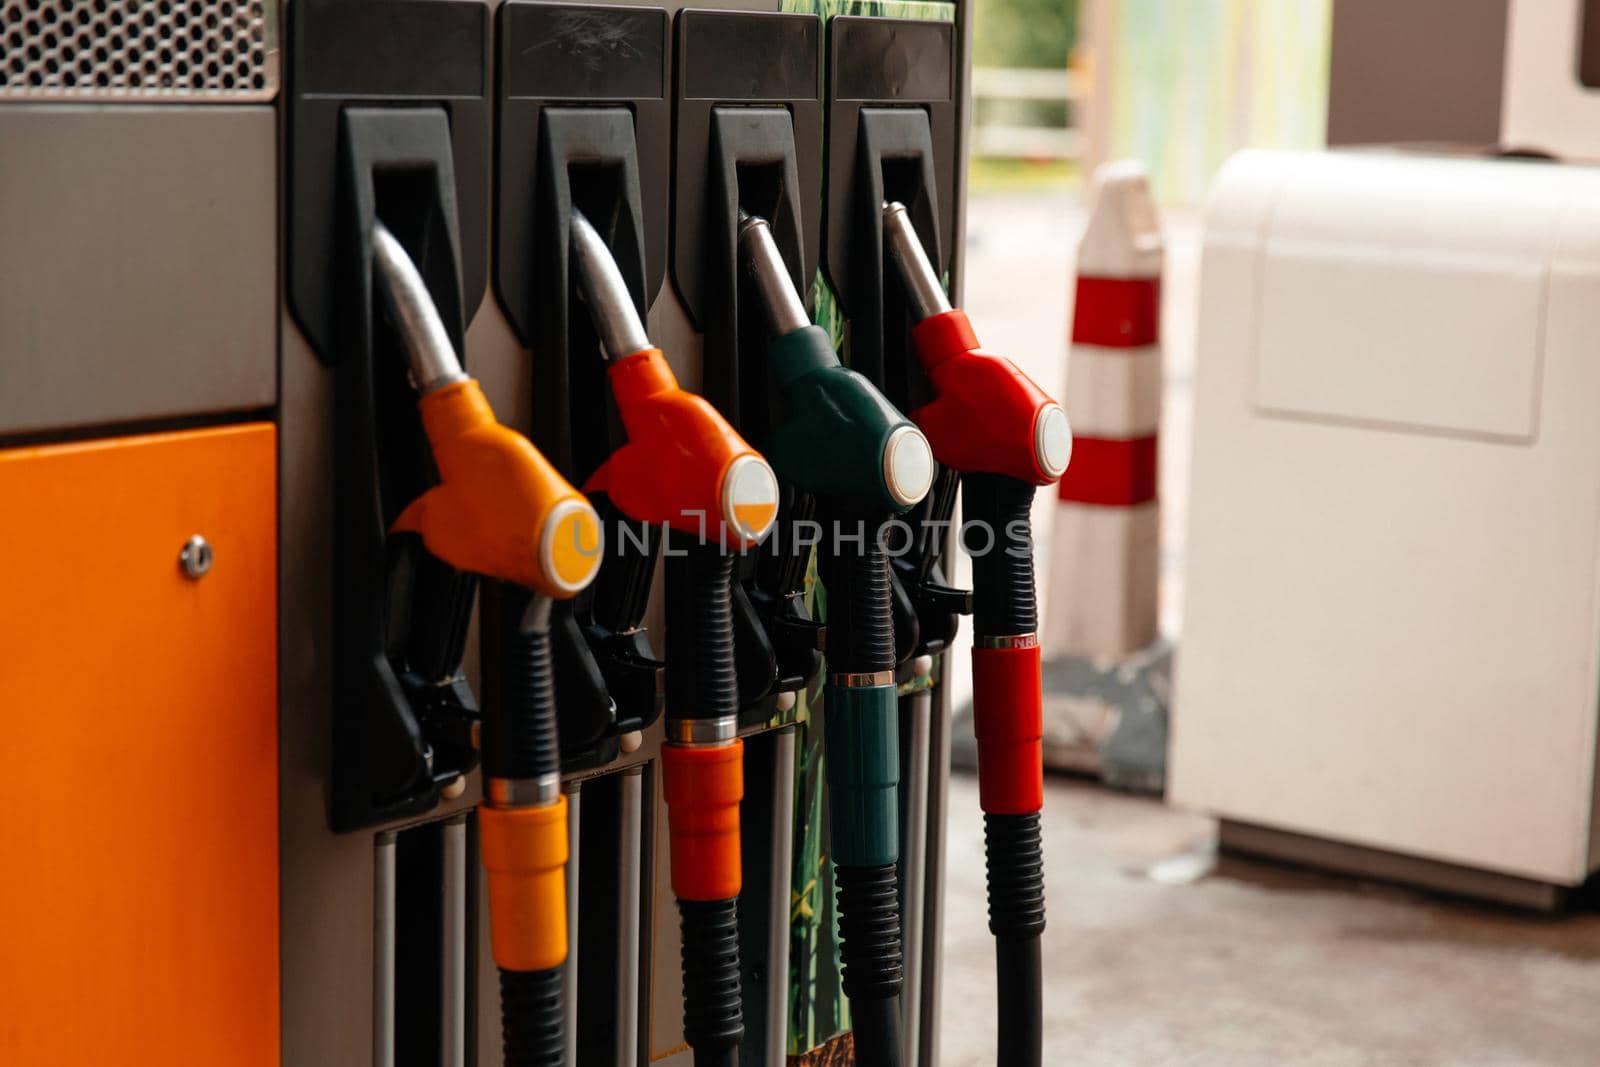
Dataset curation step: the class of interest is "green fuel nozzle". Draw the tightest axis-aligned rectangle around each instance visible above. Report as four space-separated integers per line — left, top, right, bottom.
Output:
741 212 935 1067
738 214 935 515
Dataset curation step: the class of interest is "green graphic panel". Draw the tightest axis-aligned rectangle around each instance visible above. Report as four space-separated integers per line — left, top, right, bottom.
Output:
777 1 955 1056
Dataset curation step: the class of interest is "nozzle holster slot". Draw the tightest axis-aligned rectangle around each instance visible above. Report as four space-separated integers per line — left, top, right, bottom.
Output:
494 0 670 425
697 108 812 442
316 102 488 832
288 0 490 365
286 0 492 831
573 769 651 1067
823 16 956 409
831 106 946 412
670 9 822 335
672 10 825 714
494 8 671 768
822 18 967 663
701 108 820 711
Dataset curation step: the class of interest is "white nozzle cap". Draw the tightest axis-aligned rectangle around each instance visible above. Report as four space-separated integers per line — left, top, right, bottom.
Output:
883 424 936 508
1034 404 1073 480
721 454 780 543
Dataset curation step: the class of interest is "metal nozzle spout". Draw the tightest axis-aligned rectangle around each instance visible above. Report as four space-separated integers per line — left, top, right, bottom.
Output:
570 209 652 360
738 213 811 336
882 201 953 323
370 221 469 395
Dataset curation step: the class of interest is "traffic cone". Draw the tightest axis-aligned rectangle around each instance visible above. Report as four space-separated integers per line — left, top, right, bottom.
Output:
1046 161 1162 659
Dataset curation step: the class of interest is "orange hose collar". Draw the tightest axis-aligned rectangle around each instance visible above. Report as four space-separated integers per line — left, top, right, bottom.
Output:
478 797 570 972
661 740 745 901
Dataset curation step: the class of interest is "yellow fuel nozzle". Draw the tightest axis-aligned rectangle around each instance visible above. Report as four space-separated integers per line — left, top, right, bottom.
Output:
371 222 603 599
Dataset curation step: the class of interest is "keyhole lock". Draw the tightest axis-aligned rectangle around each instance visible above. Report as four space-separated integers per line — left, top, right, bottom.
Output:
180 535 213 580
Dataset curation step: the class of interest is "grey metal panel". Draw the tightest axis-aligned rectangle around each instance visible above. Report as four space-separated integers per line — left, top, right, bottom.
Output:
919 679 953 1067
475 837 503 1067
618 769 645 1067
442 818 469 1067
374 837 398 1067
0 105 276 437
921 8 969 1061
565 785 582 1067
900 692 931 1067
278 300 482 1065
280 309 380 1067
0 0 279 103
764 730 796 1067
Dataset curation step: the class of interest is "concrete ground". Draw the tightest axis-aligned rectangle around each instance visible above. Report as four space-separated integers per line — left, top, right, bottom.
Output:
937 775 1600 1067
934 190 1600 1065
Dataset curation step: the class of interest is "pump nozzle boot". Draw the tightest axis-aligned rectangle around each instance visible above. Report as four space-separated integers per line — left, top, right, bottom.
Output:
569 208 776 1067
742 211 936 1067
371 220 597 1067
883 200 1073 1067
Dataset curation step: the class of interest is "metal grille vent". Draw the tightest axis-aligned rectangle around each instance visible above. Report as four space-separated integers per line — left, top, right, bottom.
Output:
1 0 278 100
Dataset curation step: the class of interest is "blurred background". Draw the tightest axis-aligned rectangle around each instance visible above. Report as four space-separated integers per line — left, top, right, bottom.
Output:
939 3 1600 1065
956 0 1330 692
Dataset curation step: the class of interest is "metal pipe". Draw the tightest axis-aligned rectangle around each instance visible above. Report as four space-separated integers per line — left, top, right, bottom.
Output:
738 214 810 336
919 681 954 1067
571 209 651 360
900 691 932 1067
617 769 645 1067
766 726 798 1067
441 817 468 1067
564 783 582 1067
373 833 397 1067
882 201 953 323
369 221 468 394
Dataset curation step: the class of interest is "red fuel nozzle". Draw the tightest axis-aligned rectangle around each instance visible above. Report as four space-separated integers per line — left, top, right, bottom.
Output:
569 208 767 1067
909 309 1071 487
882 201 1071 488
884 200 1066 1067
569 210 779 551
584 349 779 551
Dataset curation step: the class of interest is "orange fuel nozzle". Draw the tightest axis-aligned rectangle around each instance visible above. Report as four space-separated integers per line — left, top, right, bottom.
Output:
371 222 603 599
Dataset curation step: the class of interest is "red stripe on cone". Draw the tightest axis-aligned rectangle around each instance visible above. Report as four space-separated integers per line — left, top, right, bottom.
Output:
1071 276 1161 349
1056 435 1157 506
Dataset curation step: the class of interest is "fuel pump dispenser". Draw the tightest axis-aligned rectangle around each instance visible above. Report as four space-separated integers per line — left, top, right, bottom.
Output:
368 220 604 1067
279 7 509 1061
884 201 1071 1067
567 208 781 1067
739 212 936 1067
491 14 677 1057
9 2 986 1063
663 18 826 1060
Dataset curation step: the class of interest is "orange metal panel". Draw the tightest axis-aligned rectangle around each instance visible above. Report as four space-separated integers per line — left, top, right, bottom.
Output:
0 423 279 1066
